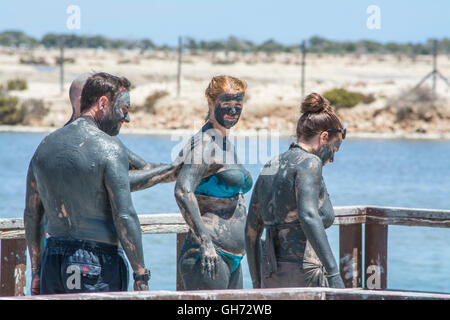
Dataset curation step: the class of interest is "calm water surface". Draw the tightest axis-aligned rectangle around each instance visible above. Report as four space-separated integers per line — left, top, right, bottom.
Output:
1 132 449 294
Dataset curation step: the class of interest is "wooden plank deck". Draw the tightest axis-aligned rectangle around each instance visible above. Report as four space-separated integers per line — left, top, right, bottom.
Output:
1 287 449 300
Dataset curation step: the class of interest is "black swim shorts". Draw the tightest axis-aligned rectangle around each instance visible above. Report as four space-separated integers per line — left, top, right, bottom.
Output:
40 237 129 294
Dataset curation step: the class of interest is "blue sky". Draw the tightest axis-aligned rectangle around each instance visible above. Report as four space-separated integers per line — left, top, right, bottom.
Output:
0 0 448 45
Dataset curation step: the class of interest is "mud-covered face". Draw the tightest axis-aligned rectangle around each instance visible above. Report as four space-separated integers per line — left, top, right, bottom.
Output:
99 91 130 136
213 92 243 129
318 136 342 165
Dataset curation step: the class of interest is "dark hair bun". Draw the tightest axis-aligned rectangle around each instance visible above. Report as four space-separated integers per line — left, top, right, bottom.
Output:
301 92 330 114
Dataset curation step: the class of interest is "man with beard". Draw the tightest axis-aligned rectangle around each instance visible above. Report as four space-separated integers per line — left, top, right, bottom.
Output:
24 72 166 295
67 73 150 172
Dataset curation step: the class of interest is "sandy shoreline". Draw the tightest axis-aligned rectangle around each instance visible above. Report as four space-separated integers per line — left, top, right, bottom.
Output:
2 124 450 140
1 49 449 137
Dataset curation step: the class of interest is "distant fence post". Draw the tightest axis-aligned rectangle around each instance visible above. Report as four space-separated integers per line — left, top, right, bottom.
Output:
412 39 450 97
177 36 182 98
432 39 437 96
176 232 186 291
0 239 27 296
364 223 388 290
59 36 65 95
339 224 363 288
300 40 306 100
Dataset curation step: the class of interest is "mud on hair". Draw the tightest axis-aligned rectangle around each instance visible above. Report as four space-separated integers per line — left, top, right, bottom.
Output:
296 92 343 140
80 72 131 113
204 75 247 121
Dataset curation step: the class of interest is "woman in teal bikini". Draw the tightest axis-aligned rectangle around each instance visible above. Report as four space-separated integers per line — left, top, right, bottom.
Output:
174 75 252 290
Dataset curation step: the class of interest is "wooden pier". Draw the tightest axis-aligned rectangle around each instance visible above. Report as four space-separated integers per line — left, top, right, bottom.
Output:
1 206 450 300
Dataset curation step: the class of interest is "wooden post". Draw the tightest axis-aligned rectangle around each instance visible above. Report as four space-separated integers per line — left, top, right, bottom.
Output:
177 36 182 98
0 239 27 296
364 224 388 290
339 224 363 288
432 39 437 97
176 232 186 291
300 40 306 100
59 37 64 95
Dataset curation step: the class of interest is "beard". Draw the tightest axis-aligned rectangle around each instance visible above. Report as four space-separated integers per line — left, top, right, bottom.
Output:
98 91 129 136
98 111 121 136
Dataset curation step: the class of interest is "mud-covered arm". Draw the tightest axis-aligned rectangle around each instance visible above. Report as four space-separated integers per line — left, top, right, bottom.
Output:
23 162 45 294
175 161 222 279
117 136 164 170
241 166 253 191
245 187 264 288
112 137 153 170
129 162 181 192
319 189 335 229
295 158 340 277
174 162 211 243
126 146 156 170
119 137 180 191
174 132 222 278
104 148 146 279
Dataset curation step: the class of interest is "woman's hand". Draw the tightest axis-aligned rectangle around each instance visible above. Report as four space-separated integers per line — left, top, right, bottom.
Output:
200 240 218 279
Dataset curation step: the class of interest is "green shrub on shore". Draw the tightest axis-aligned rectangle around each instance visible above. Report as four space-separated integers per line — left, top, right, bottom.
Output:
0 95 24 124
7 78 28 91
137 90 169 114
0 88 48 125
21 98 49 125
388 86 445 123
323 88 375 109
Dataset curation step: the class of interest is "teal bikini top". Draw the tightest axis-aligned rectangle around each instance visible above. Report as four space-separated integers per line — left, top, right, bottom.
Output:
194 168 253 198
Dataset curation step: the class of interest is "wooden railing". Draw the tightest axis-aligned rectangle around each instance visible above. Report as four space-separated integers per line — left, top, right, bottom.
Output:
1 206 450 298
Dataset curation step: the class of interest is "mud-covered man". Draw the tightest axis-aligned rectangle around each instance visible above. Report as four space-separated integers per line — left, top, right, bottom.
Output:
24 72 158 294
66 73 178 191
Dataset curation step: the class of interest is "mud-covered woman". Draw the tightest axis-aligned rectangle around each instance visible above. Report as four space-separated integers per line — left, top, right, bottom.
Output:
245 93 346 289
174 75 253 290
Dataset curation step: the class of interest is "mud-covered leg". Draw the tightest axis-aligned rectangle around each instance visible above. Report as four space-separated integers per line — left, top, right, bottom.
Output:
179 248 230 290
227 264 243 289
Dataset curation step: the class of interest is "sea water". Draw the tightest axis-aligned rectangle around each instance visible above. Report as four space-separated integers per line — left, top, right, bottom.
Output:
1 132 449 294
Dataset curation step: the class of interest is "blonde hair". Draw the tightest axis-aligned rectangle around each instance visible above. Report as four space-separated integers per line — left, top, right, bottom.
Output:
204 75 247 121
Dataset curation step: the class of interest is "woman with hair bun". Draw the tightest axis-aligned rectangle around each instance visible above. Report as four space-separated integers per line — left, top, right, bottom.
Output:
245 92 346 289
174 75 253 290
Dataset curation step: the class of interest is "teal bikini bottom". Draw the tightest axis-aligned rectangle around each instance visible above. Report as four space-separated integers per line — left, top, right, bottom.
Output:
179 239 243 274
216 248 243 274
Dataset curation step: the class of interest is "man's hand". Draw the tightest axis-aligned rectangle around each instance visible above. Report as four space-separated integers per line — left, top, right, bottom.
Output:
31 274 41 295
133 280 149 291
